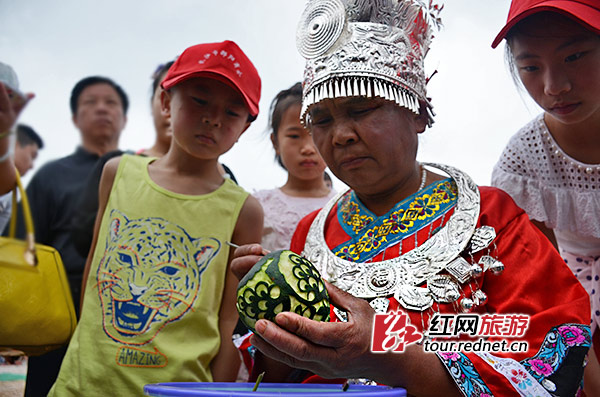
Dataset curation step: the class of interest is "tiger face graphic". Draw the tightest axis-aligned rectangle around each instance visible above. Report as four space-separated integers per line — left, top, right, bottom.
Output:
96 210 220 345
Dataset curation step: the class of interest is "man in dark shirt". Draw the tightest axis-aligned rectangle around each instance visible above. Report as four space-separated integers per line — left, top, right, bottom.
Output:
20 76 128 397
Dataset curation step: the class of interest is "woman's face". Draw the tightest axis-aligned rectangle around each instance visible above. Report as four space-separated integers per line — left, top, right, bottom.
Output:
307 97 425 197
510 13 600 128
272 103 327 181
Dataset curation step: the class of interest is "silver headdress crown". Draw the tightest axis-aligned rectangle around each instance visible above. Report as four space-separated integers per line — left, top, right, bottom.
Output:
296 0 442 125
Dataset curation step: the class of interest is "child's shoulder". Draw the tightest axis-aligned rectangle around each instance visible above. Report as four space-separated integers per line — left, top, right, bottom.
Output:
504 114 548 153
253 187 280 201
252 187 313 208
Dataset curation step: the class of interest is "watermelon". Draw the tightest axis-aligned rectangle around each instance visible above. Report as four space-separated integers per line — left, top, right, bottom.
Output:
236 250 330 332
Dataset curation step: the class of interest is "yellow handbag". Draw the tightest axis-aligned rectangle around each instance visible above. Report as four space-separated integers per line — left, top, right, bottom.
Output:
0 170 77 356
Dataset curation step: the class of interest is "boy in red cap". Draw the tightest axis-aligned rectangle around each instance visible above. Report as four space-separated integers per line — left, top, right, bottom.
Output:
491 1 600 394
49 40 264 396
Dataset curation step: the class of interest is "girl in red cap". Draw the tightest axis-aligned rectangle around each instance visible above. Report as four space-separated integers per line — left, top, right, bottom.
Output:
491 1 600 394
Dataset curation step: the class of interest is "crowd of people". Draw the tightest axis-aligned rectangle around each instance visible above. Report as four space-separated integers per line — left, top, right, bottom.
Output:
0 0 599 396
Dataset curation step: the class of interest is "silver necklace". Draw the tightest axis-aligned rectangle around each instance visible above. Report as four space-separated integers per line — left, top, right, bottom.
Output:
302 163 491 311
418 164 427 190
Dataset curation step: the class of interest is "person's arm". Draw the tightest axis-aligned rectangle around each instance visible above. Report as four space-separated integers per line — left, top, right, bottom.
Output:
0 130 15 195
210 194 263 382
80 156 121 309
584 345 600 396
0 83 32 194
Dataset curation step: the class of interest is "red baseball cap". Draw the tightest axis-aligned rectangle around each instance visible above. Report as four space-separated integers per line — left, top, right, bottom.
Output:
161 40 261 117
492 0 600 48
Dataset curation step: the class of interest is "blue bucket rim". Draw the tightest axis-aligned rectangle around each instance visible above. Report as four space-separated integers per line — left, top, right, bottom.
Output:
143 382 407 396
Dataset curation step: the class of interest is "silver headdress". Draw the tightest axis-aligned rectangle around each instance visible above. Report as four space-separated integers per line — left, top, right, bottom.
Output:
296 0 442 125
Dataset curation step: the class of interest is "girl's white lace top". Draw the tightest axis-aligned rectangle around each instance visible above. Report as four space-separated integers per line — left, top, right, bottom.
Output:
492 114 600 255
254 188 337 252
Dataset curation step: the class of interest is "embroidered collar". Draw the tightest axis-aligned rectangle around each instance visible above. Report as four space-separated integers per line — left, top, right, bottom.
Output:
334 179 457 263
302 163 486 310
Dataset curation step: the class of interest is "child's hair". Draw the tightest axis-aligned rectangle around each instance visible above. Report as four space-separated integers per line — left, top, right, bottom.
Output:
323 171 332 186
16 124 44 149
151 61 175 101
268 82 303 168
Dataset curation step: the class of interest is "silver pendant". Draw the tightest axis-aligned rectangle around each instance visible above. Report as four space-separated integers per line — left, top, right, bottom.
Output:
446 256 472 284
490 260 505 274
370 297 389 314
395 285 433 311
365 264 398 296
460 297 474 312
469 263 483 278
427 275 461 303
479 255 504 274
479 255 495 271
469 226 496 254
473 290 487 305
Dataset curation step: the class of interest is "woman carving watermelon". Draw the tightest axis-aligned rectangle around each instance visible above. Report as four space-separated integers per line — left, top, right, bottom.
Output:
232 0 592 395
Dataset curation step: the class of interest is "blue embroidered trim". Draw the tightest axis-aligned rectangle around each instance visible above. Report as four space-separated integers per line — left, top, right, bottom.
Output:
437 352 494 397
334 179 457 262
437 324 590 396
521 323 591 382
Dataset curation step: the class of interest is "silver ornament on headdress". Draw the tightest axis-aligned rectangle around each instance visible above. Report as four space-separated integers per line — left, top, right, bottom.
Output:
296 0 443 126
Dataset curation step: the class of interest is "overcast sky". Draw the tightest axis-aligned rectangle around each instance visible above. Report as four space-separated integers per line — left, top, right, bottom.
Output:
0 0 541 192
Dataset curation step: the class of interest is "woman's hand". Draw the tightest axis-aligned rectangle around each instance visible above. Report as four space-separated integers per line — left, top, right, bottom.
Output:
230 243 269 280
250 281 377 380
249 281 460 396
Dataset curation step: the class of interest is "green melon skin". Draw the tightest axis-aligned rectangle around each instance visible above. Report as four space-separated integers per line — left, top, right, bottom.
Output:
236 250 330 332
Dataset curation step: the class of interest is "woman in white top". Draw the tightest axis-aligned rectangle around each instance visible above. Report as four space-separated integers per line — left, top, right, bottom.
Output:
255 82 335 252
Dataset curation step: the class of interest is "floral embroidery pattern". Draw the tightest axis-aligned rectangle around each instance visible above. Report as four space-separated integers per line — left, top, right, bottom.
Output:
558 325 587 346
437 352 493 397
521 323 590 384
334 179 457 262
441 323 589 397
339 198 373 233
527 359 553 377
510 369 533 390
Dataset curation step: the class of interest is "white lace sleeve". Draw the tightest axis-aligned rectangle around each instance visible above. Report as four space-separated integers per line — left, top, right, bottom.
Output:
492 114 600 239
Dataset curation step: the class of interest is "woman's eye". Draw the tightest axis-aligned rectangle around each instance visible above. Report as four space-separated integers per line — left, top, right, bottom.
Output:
311 116 331 126
192 97 207 105
226 110 241 118
352 107 374 115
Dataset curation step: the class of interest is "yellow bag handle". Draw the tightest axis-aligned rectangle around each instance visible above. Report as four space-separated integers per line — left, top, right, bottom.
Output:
8 169 37 266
